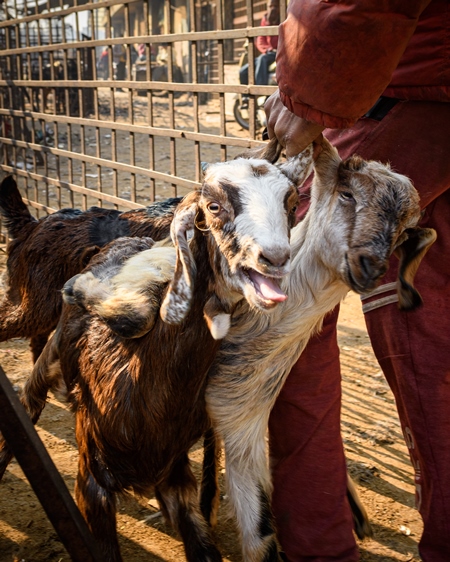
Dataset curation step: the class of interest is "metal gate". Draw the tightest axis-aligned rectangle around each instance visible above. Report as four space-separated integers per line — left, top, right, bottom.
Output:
0 0 285 239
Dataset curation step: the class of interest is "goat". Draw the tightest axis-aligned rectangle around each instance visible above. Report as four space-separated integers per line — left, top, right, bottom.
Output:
201 137 436 561
0 149 305 562
26 137 435 561
0 174 181 362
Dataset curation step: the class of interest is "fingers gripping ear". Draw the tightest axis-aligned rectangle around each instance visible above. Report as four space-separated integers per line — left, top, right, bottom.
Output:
395 227 437 311
160 193 198 324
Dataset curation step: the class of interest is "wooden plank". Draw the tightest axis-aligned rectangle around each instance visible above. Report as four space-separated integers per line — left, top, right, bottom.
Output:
0 27 279 55
0 365 105 562
0 0 140 29
0 79 276 96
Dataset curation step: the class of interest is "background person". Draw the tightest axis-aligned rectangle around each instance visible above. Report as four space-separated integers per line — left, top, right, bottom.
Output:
239 0 280 107
265 1 450 561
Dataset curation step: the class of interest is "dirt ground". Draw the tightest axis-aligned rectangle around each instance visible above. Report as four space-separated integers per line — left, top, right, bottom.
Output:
0 83 423 562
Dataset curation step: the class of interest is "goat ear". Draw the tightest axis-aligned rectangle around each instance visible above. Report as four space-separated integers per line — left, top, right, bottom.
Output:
160 191 199 324
313 136 342 185
394 227 437 310
80 245 102 268
203 295 231 340
235 137 282 164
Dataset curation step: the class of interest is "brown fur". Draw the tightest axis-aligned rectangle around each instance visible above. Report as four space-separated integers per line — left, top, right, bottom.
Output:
0 175 181 361
0 150 304 562
0 211 225 562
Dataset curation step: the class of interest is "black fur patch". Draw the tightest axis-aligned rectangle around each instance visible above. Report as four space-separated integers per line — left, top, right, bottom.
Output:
176 504 223 562
262 541 280 562
88 211 131 246
200 428 219 525
219 181 244 216
144 197 182 218
105 313 153 339
258 485 276 539
53 207 85 218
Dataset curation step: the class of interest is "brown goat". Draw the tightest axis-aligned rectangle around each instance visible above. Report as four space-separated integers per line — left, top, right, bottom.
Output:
0 149 307 561
0 175 181 361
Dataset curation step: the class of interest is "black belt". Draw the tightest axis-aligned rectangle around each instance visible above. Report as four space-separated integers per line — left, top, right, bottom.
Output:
364 96 400 121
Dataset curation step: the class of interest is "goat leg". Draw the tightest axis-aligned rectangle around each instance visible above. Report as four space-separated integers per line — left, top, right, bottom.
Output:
220 425 282 562
0 435 14 480
0 335 61 479
155 454 223 562
75 446 123 562
0 301 49 355
199 427 221 527
30 332 52 364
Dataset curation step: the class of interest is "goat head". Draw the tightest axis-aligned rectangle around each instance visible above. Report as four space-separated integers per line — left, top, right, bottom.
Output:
312 137 436 309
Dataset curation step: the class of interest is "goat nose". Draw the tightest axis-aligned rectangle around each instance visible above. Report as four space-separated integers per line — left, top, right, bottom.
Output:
358 254 387 284
258 248 290 269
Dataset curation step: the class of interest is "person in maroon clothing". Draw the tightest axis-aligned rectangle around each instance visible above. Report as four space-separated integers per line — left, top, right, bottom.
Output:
265 1 450 561
239 0 280 93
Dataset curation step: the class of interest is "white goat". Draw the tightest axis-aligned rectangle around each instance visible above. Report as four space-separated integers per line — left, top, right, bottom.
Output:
204 137 436 561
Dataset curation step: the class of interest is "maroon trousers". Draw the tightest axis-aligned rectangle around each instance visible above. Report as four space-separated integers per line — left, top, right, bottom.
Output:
269 100 450 561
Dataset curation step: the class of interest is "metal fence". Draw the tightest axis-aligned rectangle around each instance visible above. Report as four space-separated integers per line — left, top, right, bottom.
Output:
0 0 284 239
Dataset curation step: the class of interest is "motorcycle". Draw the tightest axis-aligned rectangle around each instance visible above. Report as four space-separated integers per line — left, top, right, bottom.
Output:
134 46 184 98
233 41 277 131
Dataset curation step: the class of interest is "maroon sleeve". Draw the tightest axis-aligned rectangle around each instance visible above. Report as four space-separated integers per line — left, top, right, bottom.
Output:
255 16 271 54
276 0 432 128
256 34 272 54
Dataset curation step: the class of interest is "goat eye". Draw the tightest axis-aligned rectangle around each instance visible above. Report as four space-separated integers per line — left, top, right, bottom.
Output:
339 191 355 202
291 205 297 214
207 202 221 214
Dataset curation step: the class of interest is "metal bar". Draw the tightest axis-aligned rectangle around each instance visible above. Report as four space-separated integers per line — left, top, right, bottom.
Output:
0 115 262 148
144 0 155 199
216 0 227 162
0 139 202 188
0 166 150 209
189 0 201 183
0 364 105 562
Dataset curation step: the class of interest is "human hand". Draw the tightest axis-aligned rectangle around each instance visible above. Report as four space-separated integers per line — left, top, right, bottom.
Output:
265 90 325 158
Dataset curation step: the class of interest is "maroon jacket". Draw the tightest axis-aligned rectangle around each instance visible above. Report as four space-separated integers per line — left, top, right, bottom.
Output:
256 14 279 54
276 0 450 128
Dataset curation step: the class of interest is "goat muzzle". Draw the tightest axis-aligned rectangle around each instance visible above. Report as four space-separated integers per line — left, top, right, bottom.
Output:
345 252 388 293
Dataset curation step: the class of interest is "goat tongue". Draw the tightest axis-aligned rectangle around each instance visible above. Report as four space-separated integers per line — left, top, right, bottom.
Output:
249 270 287 302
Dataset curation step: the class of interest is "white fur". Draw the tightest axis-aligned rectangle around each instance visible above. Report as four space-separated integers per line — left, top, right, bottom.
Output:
205 143 427 561
111 247 176 290
208 313 231 340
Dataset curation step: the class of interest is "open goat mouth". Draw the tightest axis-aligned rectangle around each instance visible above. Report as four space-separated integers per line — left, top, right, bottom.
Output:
242 268 288 308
